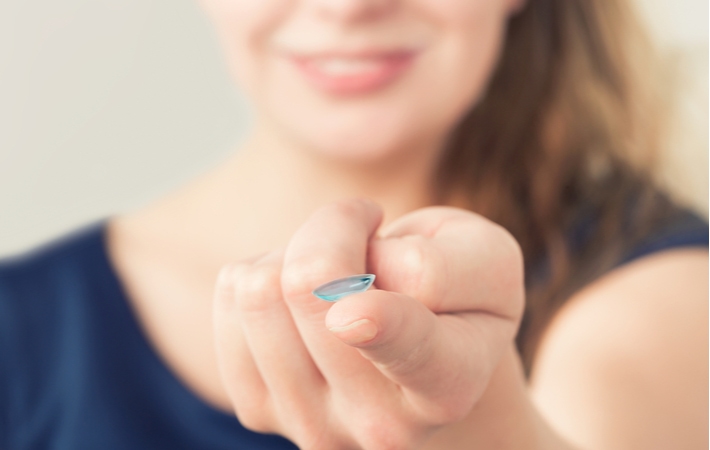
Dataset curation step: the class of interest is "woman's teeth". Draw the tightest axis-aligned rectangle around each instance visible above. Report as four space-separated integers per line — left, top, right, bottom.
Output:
308 58 385 76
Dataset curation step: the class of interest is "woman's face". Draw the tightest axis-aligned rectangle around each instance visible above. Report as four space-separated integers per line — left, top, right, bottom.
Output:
201 0 522 162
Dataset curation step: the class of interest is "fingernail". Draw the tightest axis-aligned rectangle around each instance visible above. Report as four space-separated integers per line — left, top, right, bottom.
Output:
312 274 376 301
328 319 378 345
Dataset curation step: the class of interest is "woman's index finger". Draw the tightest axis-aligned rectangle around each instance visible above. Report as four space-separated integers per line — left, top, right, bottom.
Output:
279 198 384 382
282 198 383 302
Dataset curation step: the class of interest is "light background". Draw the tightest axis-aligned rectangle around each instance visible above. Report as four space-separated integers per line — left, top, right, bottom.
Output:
0 0 707 257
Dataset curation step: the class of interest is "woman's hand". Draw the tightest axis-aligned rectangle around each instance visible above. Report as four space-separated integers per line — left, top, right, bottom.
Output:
212 198 525 450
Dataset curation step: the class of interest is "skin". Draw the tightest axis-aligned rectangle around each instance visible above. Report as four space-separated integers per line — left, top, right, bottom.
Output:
106 0 708 448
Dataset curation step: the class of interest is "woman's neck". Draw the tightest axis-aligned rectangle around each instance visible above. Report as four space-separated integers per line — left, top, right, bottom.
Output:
132 126 447 266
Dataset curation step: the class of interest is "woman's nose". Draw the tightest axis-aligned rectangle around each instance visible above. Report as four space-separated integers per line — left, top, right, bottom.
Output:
305 0 398 22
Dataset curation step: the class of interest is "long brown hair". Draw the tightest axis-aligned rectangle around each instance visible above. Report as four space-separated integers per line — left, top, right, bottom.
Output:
434 0 681 376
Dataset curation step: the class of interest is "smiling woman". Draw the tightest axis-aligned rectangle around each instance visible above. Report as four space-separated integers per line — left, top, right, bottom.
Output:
198 0 518 161
0 0 707 449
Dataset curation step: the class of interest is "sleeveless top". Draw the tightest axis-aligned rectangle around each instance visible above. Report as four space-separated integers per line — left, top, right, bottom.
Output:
1 210 707 449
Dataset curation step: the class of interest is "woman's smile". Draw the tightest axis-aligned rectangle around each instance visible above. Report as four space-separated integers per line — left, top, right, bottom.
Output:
287 49 420 95
201 0 510 159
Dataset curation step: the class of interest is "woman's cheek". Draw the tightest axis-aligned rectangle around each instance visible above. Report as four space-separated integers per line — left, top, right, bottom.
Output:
423 0 512 112
412 0 507 24
201 0 291 93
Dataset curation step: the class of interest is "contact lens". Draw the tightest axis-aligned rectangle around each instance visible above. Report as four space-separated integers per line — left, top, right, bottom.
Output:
312 274 376 302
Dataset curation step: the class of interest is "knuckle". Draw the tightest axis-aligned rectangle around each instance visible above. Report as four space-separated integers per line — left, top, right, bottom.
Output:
425 396 476 425
402 376 484 428
217 263 237 286
357 415 415 450
240 265 280 294
395 236 428 292
408 387 479 428
327 198 367 220
375 335 432 377
398 236 428 278
235 406 276 434
260 395 334 449
393 237 443 305
234 395 278 433
232 264 282 312
281 256 335 299
214 263 239 309
289 417 332 450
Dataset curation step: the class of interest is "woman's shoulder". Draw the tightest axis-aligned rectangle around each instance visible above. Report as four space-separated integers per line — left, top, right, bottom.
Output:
556 194 708 328
0 222 109 392
0 222 111 443
0 221 108 309
617 205 708 266
530 245 707 445
529 202 708 445
534 196 708 376
0 221 302 449
564 196 708 341
0 221 109 347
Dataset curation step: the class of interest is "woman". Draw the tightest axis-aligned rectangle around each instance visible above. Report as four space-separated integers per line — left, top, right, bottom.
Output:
1 0 707 449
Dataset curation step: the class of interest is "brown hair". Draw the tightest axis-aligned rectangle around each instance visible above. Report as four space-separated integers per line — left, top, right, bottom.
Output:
434 0 681 377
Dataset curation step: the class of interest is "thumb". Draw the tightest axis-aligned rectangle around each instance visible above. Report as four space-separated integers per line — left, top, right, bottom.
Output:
324 290 499 424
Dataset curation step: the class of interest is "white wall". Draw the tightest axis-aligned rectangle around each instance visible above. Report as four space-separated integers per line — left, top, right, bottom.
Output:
0 0 706 257
0 0 251 257
633 0 709 219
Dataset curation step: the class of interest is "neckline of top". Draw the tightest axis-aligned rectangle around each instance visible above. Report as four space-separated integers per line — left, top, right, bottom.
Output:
89 217 243 424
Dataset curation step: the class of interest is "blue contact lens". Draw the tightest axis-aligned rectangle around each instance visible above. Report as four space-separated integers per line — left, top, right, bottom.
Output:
312 274 376 302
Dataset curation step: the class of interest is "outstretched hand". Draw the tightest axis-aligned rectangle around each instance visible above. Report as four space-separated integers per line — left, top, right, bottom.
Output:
213 198 525 449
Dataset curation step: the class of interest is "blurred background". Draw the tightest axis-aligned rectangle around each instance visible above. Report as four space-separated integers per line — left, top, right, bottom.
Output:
0 0 707 257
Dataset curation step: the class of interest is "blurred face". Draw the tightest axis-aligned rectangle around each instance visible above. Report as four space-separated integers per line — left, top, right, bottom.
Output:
201 0 522 163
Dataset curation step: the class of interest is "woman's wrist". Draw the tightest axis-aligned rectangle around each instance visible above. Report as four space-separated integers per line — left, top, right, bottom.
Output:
420 345 577 450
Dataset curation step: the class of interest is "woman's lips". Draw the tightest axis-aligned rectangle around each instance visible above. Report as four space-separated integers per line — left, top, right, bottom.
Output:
289 51 417 95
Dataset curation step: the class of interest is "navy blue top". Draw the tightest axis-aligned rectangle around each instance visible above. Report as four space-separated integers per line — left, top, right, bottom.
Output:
0 222 298 450
1 210 707 449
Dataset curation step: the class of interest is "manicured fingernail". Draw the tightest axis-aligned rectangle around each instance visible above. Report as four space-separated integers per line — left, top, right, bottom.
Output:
312 274 376 301
328 319 378 345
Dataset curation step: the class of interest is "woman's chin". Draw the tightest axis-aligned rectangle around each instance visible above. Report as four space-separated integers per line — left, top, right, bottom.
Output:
278 115 437 166
304 134 422 167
